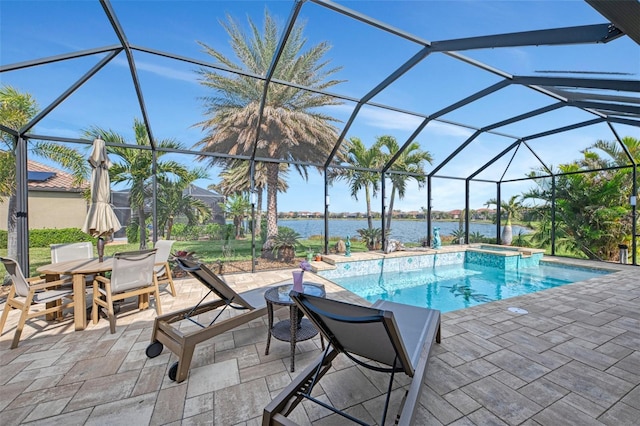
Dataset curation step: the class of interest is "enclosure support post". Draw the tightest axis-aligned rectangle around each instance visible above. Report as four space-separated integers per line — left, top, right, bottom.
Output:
427 177 432 247
324 173 329 255
496 183 501 244
16 136 30 275
551 175 556 256
464 179 470 244
381 174 387 251
151 150 158 245
632 166 637 265
250 161 256 273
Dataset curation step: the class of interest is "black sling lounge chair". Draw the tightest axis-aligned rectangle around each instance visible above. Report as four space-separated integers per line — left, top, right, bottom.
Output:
263 292 441 426
145 257 271 383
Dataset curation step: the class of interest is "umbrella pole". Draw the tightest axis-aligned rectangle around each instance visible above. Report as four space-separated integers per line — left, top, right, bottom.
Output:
97 237 105 262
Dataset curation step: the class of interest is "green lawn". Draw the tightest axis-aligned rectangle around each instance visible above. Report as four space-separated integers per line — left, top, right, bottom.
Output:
3 237 370 277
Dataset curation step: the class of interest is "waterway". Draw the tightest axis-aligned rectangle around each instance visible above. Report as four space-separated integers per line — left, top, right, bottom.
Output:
278 218 531 243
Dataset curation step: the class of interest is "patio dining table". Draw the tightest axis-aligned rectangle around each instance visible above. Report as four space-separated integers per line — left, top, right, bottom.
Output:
37 258 115 331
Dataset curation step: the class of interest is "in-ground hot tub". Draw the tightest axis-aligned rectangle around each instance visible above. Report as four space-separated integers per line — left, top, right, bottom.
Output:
466 244 546 269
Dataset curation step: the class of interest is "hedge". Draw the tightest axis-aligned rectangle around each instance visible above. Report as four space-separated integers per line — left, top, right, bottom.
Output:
0 228 94 249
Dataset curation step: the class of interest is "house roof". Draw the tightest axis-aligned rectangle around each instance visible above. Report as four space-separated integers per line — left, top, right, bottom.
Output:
27 160 87 192
184 184 224 200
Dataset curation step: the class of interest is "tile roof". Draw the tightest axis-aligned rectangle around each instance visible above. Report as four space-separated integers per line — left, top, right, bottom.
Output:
27 160 87 191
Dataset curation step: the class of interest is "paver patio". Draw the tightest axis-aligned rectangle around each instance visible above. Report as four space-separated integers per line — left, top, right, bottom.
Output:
1 255 638 425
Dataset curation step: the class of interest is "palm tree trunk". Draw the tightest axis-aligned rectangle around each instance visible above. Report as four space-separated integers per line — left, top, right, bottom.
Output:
385 185 397 231
166 215 174 240
7 194 18 260
138 206 147 249
255 189 263 239
262 163 279 255
234 216 242 239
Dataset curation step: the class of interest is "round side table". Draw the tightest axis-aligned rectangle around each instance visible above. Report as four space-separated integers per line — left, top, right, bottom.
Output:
264 282 325 372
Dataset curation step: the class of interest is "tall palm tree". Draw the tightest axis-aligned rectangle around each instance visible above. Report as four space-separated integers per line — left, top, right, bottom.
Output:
375 135 432 231
330 137 382 231
158 169 211 240
85 119 191 249
194 10 343 255
0 85 88 259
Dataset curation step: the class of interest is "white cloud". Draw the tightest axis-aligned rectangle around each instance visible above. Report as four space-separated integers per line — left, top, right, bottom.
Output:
113 56 199 84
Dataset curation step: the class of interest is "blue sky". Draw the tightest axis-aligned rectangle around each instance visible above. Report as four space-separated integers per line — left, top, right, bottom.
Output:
1 0 638 214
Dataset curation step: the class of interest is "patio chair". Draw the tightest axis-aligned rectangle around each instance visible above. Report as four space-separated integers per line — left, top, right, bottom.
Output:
263 292 441 426
91 249 161 334
0 257 75 349
50 241 95 283
146 257 271 383
153 240 176 297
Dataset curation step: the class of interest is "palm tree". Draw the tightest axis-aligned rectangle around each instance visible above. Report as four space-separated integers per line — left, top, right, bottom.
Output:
0 85 88 259
220 194 251 239
330 137 382 231
211 160 289 240
85 119 191 249
586 136 640 166
486 195 523 245
158 169 211 240
376 135 432 231
195 10 343 255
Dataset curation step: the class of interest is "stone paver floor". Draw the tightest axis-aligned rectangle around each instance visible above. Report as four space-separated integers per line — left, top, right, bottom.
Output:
0 256 639 425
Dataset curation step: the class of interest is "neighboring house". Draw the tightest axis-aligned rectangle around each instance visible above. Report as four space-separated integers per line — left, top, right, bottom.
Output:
184 185 225 225
0 160 88 230
111 184 226 238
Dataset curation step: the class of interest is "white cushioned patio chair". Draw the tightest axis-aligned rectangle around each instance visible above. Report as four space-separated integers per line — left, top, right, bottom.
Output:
153 240 176 296
263 292 441 426
0 257 75 349
50 241 94 283
92 249 161 334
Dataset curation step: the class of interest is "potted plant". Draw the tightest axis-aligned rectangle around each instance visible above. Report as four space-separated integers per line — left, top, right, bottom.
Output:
315 252 323 261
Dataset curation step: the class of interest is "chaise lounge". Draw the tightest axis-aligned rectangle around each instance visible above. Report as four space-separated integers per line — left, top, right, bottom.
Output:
145 257 272 383
263 292 441 426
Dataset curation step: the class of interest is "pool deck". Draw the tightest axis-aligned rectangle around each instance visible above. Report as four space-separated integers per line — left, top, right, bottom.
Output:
0 253 638 425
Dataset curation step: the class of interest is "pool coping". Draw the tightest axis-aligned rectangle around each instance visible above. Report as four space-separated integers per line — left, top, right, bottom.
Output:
313 246 632 273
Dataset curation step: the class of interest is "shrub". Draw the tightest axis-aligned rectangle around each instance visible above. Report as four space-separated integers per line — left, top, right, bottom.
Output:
0 228 94 249
356 227 388 250
126 223 139 243
271 227 301 262
202 223 222 240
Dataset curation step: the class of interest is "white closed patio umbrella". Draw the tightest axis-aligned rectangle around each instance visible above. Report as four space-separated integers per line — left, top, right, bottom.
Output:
82 138 122 261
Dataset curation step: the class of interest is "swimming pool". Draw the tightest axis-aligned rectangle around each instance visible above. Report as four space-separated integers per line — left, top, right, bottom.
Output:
324 262 611 313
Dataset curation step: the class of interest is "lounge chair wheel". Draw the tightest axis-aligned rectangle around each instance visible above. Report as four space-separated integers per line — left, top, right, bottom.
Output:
145 341 163 358
168 362 179 381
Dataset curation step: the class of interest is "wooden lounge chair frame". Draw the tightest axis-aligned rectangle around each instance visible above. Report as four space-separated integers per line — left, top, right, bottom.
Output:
146 257 270 383
263 292 441 426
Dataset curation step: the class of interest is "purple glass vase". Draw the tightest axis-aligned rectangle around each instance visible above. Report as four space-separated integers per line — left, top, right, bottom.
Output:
292 270 304 293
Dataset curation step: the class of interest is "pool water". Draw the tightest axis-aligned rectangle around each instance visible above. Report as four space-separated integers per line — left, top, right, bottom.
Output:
328 263 610 313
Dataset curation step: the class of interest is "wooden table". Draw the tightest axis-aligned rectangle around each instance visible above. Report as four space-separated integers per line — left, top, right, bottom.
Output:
37 258 114 331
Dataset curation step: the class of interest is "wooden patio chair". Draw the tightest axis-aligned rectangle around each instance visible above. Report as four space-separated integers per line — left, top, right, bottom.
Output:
50 241 95 284
153 240 176 297
91 249 160 334
0 257 75 348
